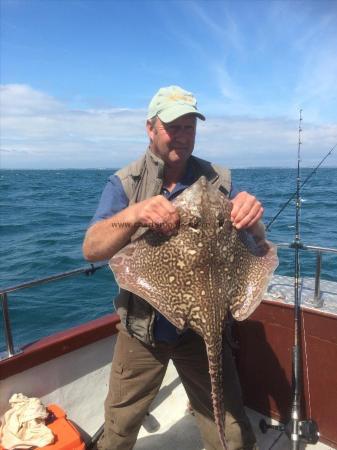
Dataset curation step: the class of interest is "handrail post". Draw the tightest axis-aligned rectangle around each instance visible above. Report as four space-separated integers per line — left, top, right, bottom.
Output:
1 293 15 358
313 252 323 308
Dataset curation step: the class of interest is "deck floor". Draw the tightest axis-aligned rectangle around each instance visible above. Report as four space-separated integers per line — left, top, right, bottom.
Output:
136 361 334 450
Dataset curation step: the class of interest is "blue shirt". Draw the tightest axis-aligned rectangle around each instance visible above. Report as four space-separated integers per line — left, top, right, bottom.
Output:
90 161 236 343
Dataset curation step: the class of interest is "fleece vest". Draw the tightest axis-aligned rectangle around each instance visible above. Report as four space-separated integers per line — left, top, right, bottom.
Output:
113 148 231 346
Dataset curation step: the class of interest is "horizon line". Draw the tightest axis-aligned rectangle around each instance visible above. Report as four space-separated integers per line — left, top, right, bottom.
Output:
1 166 337 171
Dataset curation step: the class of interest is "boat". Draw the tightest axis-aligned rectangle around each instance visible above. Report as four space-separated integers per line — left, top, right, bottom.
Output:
1 241 336 450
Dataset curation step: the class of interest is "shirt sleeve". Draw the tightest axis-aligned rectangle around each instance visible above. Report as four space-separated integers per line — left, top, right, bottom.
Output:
89 175 129 227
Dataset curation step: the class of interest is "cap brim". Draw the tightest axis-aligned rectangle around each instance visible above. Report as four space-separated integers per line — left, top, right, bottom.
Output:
158 105 206 123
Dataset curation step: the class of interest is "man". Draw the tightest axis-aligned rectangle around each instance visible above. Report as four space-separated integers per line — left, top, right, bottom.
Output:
83 85 264 450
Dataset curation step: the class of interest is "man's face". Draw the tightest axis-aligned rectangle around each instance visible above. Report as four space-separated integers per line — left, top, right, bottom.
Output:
147 114 197 167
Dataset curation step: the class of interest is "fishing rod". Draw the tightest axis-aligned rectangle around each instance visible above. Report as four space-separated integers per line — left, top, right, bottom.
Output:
266 140 337 231
288 109 318 449
260 111 320 448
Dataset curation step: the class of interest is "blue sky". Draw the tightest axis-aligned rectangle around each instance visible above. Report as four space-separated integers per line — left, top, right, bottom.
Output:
1 0 336 168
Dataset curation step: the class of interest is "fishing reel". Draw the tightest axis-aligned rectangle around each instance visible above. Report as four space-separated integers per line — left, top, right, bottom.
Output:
259 418 320 445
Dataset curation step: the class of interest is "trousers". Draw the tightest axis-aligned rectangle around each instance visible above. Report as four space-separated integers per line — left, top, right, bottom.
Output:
98 323 257 450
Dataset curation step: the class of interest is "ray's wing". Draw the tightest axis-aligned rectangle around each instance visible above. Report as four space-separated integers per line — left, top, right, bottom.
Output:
110 231 197 331
228 235 278 321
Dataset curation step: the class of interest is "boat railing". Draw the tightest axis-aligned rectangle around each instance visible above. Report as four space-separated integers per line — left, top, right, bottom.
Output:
1 262 108 360
1 243 337 360
275 242 337 307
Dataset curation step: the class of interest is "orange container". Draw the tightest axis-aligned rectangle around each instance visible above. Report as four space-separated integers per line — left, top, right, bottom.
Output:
41 404 85 450
0 404 84 450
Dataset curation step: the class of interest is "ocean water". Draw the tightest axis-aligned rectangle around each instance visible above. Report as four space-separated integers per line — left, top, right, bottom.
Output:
1 168 336 351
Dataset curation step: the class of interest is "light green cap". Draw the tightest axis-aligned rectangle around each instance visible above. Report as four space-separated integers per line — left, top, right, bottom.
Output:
147 85 206 123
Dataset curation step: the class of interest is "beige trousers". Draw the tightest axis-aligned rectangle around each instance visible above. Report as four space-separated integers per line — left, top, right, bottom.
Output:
98 324 257 450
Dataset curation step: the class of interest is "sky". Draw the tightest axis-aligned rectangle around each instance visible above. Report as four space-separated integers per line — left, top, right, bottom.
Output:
1 0 337 169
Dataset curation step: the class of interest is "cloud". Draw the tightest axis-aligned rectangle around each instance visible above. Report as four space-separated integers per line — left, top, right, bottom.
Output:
186 1 244 53
212 64 243 104
264 1 337 122
1 84 336 169
164 1 337 123
155 1 246 109
196 117 337 168
1 84 64 116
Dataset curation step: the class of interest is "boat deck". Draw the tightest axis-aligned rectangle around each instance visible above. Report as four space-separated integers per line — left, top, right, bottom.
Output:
1 273 336 449
136 361 334 450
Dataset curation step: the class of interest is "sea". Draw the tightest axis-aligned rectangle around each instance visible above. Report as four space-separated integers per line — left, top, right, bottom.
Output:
1 168 336 352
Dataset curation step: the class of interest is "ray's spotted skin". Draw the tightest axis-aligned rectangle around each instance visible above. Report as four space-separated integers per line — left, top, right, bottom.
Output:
110 176 278 450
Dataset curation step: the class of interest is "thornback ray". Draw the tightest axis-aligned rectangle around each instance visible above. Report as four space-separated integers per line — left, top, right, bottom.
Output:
109 176 278 449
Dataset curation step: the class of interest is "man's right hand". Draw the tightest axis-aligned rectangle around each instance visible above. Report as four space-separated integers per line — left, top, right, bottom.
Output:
132 195 180 235
83 195 179 261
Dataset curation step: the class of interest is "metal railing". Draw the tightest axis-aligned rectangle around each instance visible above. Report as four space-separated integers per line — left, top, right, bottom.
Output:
1 262 108 360
275 243 337 307
1 244 337 360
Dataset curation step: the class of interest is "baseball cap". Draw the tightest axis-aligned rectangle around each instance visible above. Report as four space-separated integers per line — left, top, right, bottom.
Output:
147 85 206 123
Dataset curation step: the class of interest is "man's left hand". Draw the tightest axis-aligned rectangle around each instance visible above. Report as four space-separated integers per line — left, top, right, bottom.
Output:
230 191 264 230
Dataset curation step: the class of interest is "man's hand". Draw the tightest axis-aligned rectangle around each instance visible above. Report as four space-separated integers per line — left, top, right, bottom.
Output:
133 195 180 235
83 195 179 261
230 191 264 230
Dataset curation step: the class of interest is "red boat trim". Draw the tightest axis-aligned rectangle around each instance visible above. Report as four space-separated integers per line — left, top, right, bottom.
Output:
0 313 120 380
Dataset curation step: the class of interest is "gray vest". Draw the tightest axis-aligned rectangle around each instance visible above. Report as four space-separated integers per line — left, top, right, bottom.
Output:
113 148 231 346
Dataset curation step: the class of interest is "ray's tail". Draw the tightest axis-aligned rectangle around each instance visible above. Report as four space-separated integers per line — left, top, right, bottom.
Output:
205 335 228 450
